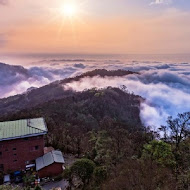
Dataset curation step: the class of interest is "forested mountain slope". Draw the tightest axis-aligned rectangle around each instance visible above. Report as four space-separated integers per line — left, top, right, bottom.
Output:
0 69 137 117
1 87 143 131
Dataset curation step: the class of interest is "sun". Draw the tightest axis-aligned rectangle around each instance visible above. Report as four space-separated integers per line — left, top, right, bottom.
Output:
61 2 78 18
49 0 87 37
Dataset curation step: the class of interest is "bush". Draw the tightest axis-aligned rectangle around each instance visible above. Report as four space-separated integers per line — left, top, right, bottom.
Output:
53 173 64 181
142 140 176 168
94 166 107 184
70 159 95 184
0 185 22 190
34 185 43 190
63 168 72 180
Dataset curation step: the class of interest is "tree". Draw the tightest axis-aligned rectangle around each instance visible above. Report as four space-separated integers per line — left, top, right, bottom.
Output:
102 159 176 190
70 159 96 185
94 166 108 184
142 140 176 168
109 127 130 159
160 112 190 152
160 112 190 182
88 130 114 166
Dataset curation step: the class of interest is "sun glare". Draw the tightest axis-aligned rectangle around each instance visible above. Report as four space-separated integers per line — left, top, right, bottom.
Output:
61 2 77 18
49 0 87 39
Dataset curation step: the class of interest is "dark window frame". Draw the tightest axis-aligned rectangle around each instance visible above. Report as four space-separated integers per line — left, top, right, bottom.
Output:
0 164 4 172
35 145 39 150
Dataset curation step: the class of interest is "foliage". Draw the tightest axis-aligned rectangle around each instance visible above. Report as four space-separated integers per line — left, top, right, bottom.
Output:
63 167 72 180
89 131 114 165
93 166 108 184
160 112 190 149
102 159 176 190
2 87 142 156
142 140 176 167
160 112 190 188
0 69 138 118
34 185 43 190
70 159 95 184
0 185 22 190
1 69 190 190
53 173 64 182
23 173 35 187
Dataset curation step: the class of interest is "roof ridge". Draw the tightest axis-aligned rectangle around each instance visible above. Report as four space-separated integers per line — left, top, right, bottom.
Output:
27 119 46 132
51 151 56 162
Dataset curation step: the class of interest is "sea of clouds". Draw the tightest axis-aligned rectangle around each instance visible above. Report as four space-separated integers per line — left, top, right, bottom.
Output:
0 58 190 128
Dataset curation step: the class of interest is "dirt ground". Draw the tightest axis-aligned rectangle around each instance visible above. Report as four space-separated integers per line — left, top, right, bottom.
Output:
63 154 77 167
42 179 69 190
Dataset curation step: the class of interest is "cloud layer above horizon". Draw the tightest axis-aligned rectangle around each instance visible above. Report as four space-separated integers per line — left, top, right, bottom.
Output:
0 56 190 128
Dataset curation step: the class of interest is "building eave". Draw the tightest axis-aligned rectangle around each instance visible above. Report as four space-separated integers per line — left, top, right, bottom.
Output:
0 132 47 142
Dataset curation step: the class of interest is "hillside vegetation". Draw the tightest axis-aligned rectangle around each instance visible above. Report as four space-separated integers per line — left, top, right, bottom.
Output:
0 69 137 117
1 69 190 190
1 87 143 152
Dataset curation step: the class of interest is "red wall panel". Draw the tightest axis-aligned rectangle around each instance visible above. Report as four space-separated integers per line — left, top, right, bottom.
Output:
0 135 44 173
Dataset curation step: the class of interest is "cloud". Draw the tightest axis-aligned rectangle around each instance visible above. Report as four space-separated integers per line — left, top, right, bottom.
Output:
0 62 78 98
63 65 190 128
73 63 86 69
0 0 8 5
150 0 172 5
0 59 190 128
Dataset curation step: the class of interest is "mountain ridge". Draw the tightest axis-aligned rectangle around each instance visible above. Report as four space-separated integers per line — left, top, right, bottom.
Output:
0 69 138 117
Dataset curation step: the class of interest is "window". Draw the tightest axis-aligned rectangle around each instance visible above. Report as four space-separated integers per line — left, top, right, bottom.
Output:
24 137 29 141
31 145 40 151
12 148 17 151
13 160 17 162
35 146 39 150
0 152 2 156
14 153 17 156
0 164 4 172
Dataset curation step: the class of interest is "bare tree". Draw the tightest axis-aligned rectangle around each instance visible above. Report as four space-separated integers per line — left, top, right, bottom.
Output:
166 112 190 151
160 112 190 184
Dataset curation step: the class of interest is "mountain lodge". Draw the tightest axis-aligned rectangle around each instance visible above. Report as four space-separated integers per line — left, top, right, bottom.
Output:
0 118 48 173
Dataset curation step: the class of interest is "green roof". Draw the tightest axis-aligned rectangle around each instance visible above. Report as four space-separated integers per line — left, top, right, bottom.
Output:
0 118 48 141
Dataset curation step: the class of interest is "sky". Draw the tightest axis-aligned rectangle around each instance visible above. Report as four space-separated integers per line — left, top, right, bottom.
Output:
0 0 190 54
